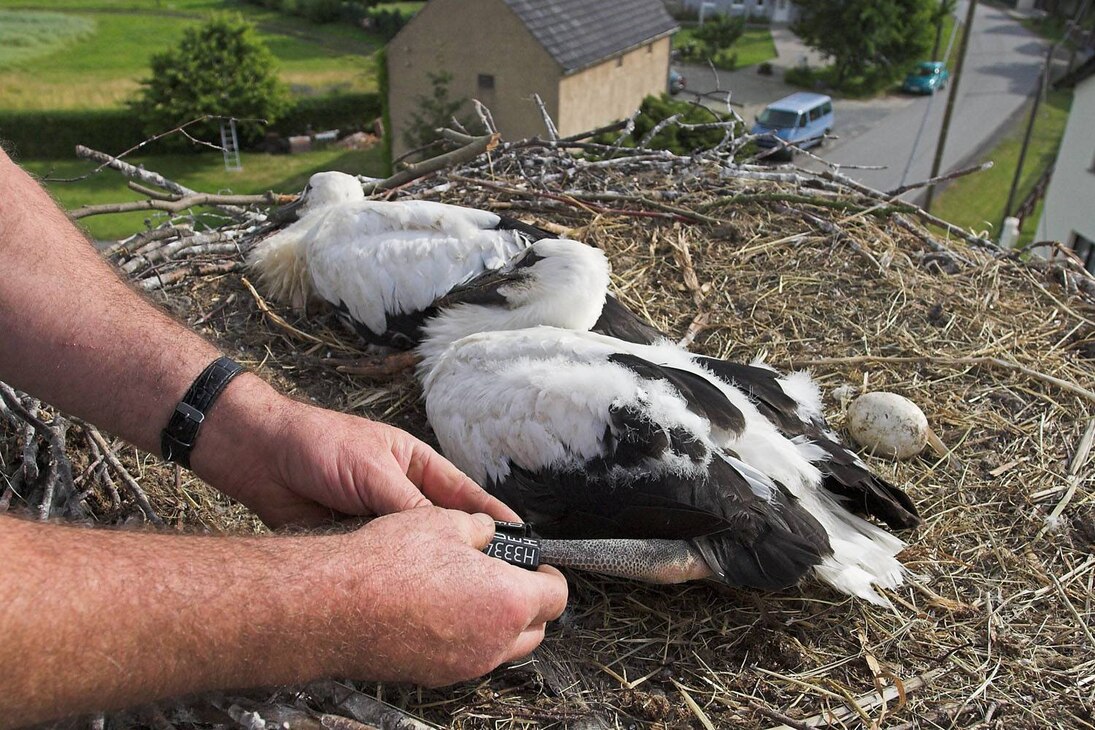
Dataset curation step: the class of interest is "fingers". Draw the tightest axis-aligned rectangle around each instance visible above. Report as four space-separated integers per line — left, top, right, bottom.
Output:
504 625 547 663
526 565 569 624
448 510 496 550
446 511 567 625
405 443 521 521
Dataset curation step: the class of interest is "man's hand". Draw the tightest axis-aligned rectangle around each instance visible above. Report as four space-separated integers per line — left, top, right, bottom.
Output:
190 375 519 527
323 508 568 686
0 507 567 725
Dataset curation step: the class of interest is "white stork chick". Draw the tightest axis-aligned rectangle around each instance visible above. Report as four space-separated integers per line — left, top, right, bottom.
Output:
249 173 917 533
417 240 912 604
247 171 546 349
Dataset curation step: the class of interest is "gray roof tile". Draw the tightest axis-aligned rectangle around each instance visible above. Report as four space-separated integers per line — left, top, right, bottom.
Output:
503 0 679 73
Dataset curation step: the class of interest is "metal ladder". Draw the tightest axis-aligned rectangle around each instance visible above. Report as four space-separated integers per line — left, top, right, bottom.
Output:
220 118 242 171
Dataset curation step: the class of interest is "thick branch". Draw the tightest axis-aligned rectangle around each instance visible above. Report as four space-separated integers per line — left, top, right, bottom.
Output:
71 191 290 220
364 133 500 194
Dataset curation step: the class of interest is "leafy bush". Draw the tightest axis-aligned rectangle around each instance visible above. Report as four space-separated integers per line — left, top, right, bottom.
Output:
294 0 344 23
674 38 704 63
129 14 291 150
239 0 418 30
784 65 824 89
597 94 741 156
365 6 413 40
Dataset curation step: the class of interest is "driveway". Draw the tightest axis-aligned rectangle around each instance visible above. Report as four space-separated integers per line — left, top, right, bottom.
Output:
676 3 1049 203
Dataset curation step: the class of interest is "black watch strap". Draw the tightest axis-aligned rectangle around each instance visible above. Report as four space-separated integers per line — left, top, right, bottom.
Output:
160 356 245 469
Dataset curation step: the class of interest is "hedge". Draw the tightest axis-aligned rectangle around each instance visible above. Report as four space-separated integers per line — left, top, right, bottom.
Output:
0 93 381 160
0 109 144 160
270 92 381 137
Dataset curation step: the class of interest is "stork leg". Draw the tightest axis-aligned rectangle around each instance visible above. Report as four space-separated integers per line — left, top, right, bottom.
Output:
537 539 713 584
334 351 421 379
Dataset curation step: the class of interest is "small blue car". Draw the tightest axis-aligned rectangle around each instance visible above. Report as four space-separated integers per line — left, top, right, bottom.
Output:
669 69 686 95
751 92 834 157
903 62 950 94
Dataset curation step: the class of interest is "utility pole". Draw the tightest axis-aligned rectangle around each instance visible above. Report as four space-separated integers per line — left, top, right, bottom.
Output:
1003 0 1089 226
1001 50 1051 227
924 0 978 212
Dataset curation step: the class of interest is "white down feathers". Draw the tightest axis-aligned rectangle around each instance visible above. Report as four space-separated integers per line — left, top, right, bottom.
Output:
422 326 906 604
248 172 531 335
418 239 908 604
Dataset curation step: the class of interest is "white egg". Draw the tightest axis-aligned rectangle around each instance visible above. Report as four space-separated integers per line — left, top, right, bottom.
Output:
847 392 929 460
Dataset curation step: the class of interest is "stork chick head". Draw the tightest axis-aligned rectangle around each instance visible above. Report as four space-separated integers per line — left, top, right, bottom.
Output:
246 172 365 310
297 171 366 212
418 238 611 362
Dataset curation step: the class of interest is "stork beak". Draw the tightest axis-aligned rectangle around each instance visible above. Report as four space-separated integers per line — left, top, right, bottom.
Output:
267 192 307 225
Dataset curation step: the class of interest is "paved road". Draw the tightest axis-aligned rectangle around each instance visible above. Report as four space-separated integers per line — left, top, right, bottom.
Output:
679 3 1048 202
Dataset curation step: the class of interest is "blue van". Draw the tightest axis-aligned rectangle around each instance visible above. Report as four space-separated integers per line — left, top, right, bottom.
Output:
751 92 834 156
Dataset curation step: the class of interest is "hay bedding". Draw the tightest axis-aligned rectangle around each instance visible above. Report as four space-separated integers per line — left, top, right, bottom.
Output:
2 136 1094 729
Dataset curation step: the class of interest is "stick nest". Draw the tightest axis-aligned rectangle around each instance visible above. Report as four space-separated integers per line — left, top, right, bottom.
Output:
3 139 1093 729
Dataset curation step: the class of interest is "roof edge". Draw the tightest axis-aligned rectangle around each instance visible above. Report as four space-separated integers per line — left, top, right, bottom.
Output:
560 27 679 76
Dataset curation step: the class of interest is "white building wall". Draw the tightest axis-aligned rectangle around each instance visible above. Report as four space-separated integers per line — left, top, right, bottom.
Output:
683 0 788 21
1036 77 1095 258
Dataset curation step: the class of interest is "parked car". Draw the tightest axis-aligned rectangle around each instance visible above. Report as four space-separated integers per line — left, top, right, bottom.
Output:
669 69 686 95
751 92 833 157
903 61 950 94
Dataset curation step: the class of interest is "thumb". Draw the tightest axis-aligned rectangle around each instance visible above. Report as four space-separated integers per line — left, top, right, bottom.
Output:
447 511 496 550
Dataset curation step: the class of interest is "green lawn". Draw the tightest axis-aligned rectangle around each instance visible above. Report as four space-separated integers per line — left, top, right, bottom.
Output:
0 9 94 66
931 89 1072 241
0 2 381 110
673 26 777 70
25 146 385 240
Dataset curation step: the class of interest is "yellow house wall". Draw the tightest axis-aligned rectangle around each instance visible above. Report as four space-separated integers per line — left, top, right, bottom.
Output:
556 36 672 138
387 0 562 158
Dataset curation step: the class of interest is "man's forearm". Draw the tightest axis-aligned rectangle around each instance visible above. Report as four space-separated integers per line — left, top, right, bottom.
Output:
0 150 227 455
0 509 568 727
0 514 339 727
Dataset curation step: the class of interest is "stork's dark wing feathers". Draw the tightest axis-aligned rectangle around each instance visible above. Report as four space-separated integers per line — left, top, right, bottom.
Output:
608 352 746 435
490 456 828 590
693 478 830 590
696 356 921 530
335 301 436 351
593 295 670 345
494 215 556 241
809 433 922 529
696 356 806 433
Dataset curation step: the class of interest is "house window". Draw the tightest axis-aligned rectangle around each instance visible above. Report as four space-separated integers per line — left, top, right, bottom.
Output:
647 43 653 53
616 55 624 67
477 74 494 90
731 0 744 6
756 0 765 6
1071 232 1095 273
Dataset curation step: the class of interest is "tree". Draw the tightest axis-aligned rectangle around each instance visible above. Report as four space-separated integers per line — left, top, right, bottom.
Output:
401 72 469 157
130 14 290 149
792 0 933 88
692 14 745 59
